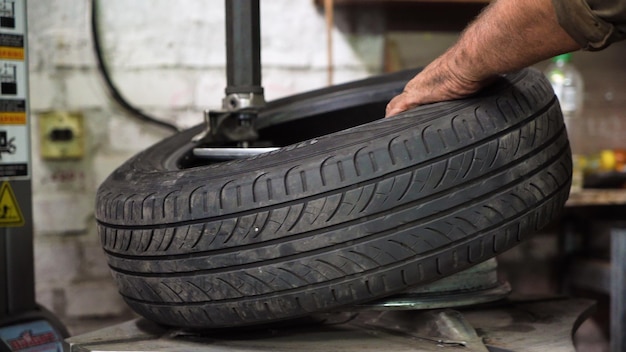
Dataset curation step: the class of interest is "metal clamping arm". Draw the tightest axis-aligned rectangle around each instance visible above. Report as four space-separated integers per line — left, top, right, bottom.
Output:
194 0 266 147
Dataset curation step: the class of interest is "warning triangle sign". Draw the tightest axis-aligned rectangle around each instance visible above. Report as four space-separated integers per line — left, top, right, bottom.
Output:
0 181 24 227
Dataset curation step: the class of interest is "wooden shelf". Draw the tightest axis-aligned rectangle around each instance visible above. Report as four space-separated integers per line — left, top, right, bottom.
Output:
316 0 489 31
566 189 626 207
316 0 489 5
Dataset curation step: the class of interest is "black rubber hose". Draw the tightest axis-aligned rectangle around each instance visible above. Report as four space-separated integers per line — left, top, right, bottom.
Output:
90 0 180 133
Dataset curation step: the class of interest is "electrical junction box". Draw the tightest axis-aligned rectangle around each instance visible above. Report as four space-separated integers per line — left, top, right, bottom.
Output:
38 111 84 160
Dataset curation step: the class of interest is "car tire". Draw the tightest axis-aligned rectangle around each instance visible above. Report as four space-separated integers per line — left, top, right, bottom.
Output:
96 67 571 329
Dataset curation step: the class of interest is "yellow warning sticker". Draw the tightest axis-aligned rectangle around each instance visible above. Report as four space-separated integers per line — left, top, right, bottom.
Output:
0 181 24 227
0 112 26 125
0 46 24 61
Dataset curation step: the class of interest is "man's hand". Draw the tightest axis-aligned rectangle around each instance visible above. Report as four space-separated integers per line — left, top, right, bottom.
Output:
385 52 490 117
384 0 581 118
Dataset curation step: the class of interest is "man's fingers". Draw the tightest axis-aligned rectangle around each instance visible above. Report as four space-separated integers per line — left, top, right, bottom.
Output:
385 93 415 117
385 105 404 118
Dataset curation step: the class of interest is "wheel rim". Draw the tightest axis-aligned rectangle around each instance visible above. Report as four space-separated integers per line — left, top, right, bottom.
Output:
165 94 394 170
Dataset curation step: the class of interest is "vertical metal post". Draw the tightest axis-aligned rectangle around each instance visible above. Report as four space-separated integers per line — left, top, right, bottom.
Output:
2 185 35 317
224 0 263 96
191 0 265 146
611 229 626 352
0 0 36 320
0 234 6 317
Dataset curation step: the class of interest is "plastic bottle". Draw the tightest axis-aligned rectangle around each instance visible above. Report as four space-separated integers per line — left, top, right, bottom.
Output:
544 53 584 125
545 53 585 192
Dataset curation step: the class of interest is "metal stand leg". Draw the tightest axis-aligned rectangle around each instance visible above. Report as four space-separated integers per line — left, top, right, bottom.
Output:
0 234 6 317
611 229 626 352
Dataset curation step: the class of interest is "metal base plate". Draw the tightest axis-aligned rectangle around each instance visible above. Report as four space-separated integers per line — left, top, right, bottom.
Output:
358 281 511 310
65 297 594 352
359 258 511 310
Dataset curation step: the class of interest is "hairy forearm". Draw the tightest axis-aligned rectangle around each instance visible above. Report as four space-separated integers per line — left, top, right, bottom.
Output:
386 0 581 116
451 0 580 82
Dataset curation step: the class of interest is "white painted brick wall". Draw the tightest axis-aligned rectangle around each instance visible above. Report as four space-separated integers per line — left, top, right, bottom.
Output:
111 69 197 109
34 237 81 283
26 0 385 333
65 281 128 318
64 71 111 109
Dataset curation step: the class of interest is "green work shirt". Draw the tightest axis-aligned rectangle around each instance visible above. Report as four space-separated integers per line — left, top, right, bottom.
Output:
552 0 626 50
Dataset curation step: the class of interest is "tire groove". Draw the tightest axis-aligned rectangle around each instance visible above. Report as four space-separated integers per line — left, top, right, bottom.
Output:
388 137 399 165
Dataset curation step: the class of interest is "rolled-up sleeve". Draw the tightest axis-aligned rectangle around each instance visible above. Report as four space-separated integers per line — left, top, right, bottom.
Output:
552 0 626 50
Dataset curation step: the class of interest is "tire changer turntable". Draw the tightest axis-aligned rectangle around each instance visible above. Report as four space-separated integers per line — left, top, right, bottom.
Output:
65 1 597 351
